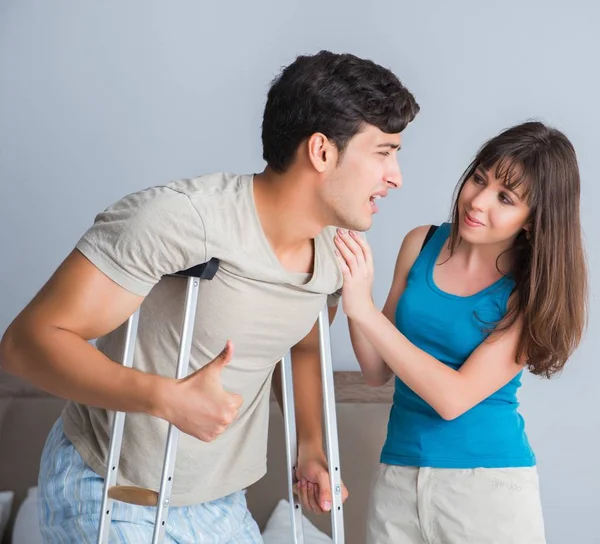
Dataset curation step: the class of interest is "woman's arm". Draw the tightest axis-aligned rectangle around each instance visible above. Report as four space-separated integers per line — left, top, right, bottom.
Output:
335 229 524 420
346 226 431 386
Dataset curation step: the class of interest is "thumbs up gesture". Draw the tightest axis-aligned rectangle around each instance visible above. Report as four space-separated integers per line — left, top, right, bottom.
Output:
161 341 244 442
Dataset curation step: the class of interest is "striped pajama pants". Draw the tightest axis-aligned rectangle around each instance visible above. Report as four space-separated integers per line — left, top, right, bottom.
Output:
38 417 263 543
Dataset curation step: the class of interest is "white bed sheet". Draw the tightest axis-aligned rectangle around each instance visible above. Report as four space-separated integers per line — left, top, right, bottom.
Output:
11 487 42 544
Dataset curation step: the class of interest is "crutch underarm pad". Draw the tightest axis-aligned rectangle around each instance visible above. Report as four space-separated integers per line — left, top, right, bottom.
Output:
169 258 220 280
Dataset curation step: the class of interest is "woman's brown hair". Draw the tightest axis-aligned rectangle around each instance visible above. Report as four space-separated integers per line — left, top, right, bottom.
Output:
448 121 588 377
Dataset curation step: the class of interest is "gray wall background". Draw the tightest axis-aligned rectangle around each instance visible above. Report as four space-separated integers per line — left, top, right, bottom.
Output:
1 1 598 542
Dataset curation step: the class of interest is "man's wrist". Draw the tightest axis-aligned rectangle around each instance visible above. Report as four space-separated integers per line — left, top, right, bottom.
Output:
298 438 326 462
139 372 176 421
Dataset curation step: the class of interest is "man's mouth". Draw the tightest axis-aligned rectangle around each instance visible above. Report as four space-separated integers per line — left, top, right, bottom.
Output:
369 190 388 214
370 194 383 213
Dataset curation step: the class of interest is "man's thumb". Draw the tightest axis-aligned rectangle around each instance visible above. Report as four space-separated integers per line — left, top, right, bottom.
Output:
317 471 333 512
208 341 234 370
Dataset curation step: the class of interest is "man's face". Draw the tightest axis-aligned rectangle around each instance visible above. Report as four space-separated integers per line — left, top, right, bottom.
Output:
322 124 403 231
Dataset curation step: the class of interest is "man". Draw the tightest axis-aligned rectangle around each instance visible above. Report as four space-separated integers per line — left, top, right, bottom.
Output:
0 50 419 542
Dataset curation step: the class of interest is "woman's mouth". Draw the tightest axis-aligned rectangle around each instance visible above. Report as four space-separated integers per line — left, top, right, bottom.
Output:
464 211 484 227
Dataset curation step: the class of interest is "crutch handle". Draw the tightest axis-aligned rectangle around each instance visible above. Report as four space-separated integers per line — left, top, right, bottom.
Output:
107 485 159 507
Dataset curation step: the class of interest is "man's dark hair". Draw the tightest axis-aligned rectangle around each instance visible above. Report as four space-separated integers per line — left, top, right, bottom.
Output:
261 50 420 172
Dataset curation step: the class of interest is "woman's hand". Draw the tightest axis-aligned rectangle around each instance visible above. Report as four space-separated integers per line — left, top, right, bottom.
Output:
333 229 376 320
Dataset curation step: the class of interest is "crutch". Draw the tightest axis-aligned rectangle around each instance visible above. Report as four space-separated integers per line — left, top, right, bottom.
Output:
97 258 220 544
280 306 345 543
97 259 345 543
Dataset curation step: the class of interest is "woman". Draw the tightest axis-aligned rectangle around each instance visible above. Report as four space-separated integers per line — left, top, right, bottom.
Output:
333 121 587 543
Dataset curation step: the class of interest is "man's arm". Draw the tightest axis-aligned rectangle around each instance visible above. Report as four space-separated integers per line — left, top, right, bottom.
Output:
275 304 348 513
0 249 242 442
271 305 337 443
0 249 165 414
291 305 337 448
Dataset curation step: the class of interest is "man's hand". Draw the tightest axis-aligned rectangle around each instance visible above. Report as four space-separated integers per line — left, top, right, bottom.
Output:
295 443 349 514
160 341 243 442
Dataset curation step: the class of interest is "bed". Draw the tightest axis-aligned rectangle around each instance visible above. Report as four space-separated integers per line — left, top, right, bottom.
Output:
0 368 394 543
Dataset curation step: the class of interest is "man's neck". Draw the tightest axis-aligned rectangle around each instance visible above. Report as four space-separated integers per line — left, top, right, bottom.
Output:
253 168 326 253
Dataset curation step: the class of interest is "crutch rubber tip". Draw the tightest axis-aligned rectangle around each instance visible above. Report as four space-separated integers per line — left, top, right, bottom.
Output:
107 485 159 507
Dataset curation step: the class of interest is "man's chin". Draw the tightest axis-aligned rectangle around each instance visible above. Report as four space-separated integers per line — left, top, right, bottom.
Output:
341 218 372 232
358 212 375 231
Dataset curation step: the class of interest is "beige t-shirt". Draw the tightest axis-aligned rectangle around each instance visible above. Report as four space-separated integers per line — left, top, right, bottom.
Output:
61 172 343 506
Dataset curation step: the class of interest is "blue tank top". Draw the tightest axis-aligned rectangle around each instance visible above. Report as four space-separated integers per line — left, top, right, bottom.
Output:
380 223 536 468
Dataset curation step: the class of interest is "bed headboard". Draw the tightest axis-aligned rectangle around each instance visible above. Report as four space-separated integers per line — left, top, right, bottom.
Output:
0 370 66 544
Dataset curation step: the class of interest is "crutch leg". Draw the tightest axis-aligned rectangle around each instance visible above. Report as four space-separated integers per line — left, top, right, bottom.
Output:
151 275 200 543
281 351 305 543
282 305 345 543
97 310 140 544
318 306 344 543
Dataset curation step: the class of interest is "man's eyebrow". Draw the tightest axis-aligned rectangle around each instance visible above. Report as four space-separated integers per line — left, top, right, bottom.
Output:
376 142 401 150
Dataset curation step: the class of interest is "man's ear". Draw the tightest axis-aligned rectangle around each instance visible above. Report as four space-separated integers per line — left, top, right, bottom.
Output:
307 133 338 173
